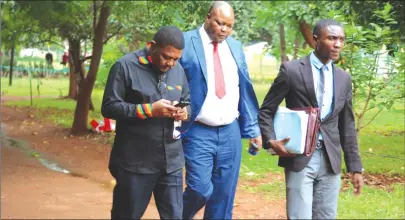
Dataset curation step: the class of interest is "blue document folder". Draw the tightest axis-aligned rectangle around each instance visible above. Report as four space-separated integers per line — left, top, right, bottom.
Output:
273 107 308 154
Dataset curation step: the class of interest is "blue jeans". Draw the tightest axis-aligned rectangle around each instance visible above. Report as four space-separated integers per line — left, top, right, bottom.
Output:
111 167 183 219
285 148 341 219
182 120 242 219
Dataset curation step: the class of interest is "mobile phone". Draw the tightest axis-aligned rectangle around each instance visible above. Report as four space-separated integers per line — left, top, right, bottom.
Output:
248 142 259 156
174 101 190 108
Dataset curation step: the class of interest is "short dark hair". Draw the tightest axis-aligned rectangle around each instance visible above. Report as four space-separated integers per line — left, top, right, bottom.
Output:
153 26 184 50
313 19 343 37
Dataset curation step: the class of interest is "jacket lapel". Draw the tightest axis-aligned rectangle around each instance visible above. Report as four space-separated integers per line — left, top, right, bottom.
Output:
191 31 208 83
227 38 243 74
331 63 340 116
299 56 318 107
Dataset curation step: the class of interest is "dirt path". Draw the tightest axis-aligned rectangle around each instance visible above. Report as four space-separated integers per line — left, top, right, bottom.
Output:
0 100 286 219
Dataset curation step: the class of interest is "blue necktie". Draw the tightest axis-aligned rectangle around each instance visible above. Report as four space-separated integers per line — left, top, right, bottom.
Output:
317 65 327 113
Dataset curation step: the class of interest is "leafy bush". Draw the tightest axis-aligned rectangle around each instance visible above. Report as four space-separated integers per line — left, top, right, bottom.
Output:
95 38 127 88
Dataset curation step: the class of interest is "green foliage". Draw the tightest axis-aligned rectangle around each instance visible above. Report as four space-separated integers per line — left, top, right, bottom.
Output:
1 1 32 50
95 38 126 88
1 55 18 71
349 0 405 43
17 1 92 41
112 1 259 46
254 0 333 60
329 2 405 133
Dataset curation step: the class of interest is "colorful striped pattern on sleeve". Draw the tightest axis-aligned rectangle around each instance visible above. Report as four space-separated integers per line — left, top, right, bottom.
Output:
135 103 153 119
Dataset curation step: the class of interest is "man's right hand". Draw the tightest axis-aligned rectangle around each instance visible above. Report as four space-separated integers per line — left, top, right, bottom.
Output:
269 137 293 157
151 99 177 117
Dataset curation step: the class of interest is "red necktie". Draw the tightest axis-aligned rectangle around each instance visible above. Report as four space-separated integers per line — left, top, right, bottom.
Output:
213 42 226 99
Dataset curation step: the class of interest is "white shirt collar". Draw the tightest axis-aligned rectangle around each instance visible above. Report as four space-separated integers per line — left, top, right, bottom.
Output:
199 25 219 46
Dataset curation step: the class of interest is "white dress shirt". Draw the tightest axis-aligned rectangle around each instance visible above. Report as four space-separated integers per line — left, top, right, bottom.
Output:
195 26 240 126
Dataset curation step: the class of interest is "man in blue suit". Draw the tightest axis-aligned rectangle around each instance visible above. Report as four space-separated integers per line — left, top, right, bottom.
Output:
179 1 262 219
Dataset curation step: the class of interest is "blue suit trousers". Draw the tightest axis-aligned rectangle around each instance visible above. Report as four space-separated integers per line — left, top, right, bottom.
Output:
182 120 242 219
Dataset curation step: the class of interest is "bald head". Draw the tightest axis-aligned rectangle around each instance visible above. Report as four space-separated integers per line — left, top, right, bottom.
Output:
208 1 233 15
204 1 235 43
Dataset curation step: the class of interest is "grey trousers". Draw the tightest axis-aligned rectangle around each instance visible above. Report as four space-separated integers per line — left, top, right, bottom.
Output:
285 147 341 219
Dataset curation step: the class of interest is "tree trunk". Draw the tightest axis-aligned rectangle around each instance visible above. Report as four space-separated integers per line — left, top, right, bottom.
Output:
9 43 15 86
68 38 83 99
9 32 16 86
279 24 289 62
69 39 85 82
293 32 300 60
299 21 315 49
68 52 77 99
71 1 111 135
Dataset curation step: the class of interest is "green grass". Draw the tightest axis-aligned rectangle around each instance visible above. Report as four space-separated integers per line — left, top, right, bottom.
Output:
2 77 105 128
243 178 405 219
338 184 405 219
1 77 68 97
240 140 283 179
361 108 405 135
356 135 405 175
241 179 286 201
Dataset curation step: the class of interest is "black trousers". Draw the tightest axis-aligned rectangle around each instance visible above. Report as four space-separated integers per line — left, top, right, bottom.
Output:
111 167 183 219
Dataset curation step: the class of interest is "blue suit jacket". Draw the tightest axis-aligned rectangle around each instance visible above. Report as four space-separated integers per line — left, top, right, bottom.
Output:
179 28 260 138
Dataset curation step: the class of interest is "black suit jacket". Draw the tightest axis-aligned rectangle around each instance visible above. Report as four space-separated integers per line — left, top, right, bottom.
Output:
258 55 362 174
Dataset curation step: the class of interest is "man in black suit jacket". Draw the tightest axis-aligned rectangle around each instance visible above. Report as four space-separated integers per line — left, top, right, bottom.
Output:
259 19 364 219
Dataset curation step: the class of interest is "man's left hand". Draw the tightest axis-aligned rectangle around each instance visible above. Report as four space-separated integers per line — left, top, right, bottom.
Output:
352 172 364 196
250 136 262 152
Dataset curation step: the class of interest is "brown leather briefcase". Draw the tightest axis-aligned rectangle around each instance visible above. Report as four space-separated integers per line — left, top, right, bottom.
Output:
290 106 320 156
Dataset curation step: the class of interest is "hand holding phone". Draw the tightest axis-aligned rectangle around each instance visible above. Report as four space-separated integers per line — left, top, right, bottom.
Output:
174 101 190 108
172 101 189 121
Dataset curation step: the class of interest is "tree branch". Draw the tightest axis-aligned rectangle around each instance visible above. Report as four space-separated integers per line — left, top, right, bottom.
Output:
29 39 65 48
360 109 382 129
103 25 122 44
299 20 315 49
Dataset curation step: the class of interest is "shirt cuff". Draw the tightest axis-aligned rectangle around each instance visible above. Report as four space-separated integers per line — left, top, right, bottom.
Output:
135 103 153 119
